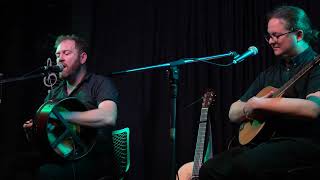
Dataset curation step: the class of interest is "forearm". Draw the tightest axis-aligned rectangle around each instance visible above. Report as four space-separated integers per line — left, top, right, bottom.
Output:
58 100 117 127
228 100 247 123
67 109 116 127
248 97 320 120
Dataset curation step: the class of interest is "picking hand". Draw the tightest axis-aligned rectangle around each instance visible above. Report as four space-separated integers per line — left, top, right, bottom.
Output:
23 119 33 129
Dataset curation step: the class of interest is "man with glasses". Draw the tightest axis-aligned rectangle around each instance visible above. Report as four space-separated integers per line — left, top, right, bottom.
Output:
264 30 296 44
199 5 320 180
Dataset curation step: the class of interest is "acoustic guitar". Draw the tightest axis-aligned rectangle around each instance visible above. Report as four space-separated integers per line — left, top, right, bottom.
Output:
176 89 215 180
239 55 320 145
33 97 96 160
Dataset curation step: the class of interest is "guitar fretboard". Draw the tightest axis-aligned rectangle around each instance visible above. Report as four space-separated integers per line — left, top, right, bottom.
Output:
192 107 209 177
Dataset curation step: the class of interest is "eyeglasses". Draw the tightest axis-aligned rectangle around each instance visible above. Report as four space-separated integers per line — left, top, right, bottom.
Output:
264 30 296 42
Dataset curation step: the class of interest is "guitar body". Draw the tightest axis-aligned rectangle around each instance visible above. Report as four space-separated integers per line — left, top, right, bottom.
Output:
33 97 96 161
238 86 279 145
176 162 194 180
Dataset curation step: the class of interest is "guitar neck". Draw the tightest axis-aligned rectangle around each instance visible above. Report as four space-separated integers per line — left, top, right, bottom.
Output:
192 107 209 177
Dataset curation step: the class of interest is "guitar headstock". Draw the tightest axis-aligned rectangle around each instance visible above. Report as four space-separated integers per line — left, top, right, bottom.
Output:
202 89 216 108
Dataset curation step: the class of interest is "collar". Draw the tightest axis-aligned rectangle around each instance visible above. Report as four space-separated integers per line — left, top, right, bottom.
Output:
62 72 92 85
281 47 317 68
59 72 92 94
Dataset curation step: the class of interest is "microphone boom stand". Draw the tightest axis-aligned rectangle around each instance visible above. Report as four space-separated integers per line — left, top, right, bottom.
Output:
0 73 45 84
0 73 46 104
111 51 236 180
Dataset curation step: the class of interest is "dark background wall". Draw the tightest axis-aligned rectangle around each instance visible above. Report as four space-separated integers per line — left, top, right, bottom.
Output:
1 0 320 179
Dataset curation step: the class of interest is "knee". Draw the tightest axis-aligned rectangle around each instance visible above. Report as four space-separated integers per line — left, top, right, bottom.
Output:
198 158 251 180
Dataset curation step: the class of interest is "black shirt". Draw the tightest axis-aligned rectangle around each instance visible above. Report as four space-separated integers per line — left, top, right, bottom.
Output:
45 73 119 108
240 47 320 140
44 72 119 161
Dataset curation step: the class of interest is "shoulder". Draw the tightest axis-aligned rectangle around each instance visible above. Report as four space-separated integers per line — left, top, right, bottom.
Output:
88 73 113 83
86 73 119 104
254 64 280 80
89 73 114 86
86 73 118 91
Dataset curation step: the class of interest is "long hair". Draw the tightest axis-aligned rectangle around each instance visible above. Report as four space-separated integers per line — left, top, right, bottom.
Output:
267 6 319 44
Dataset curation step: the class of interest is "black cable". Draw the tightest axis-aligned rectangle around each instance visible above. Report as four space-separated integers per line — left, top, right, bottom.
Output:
183 97 203 110
71 138 77 180
72 161 77 180
197 59 234 67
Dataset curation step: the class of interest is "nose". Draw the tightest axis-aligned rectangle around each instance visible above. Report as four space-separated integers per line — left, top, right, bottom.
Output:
56 56 64 63
268 37 276 45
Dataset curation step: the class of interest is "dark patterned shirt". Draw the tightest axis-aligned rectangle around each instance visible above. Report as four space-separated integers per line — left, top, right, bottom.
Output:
240 47 320 140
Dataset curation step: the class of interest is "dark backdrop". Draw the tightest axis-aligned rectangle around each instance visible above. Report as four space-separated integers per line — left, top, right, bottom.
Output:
1 0 320 179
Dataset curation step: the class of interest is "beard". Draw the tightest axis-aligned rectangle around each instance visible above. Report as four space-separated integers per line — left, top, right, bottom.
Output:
59 55 83 80
59 64 82 81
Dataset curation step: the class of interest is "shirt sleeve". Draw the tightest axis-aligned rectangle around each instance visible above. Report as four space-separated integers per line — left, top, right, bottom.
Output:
95 76 119 106
305 64 320 106
306 64 320 95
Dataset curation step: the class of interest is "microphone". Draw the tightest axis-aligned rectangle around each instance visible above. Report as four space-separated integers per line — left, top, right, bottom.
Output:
41 63 64 73
233 46 258 64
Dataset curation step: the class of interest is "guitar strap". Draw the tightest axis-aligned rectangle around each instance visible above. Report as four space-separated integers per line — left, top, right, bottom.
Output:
204 117 213 162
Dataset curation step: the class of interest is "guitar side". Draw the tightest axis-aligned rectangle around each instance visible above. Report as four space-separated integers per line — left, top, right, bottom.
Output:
176 162 194 180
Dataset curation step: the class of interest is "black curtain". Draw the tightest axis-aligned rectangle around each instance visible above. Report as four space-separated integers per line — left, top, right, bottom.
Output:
1 0 320 179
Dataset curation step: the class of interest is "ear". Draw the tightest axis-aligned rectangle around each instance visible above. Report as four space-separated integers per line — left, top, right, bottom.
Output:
296 30 304 41
80 52 87 64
